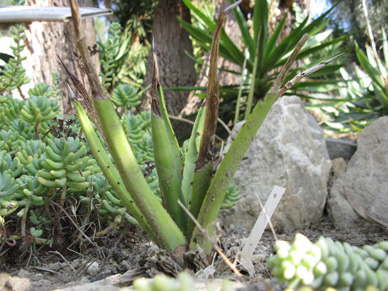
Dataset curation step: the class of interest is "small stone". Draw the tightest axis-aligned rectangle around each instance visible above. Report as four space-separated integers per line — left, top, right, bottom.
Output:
121 260 131 270
87 262 99 276
17 269 30 278
71 259 81 269
331 158 347 179
325 137 357 160
48 262 62 271
34 273 44 280
32 279 51 288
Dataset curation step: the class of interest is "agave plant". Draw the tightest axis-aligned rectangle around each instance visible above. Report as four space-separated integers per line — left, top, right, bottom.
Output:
67 0 340 266
179 0 347 125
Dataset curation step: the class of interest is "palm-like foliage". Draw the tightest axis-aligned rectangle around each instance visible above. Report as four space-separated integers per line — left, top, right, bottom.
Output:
179 0 347 124
307 29 388 133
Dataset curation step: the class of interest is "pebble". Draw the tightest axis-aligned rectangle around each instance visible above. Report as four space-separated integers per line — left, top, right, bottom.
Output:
87 261 99 275
17 269 30 278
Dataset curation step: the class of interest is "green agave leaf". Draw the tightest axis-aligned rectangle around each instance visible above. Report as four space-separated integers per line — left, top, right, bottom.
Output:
150 47 186 232
383 29 388 65
177 17 213 43
177 18 213 49
355 43 384 89
253 0 268 72
179 12 249 70
220 30 246 66
372 84 388 110
181 106 204 213
264 13 288 59
292 83 340 93
253 0 268 46
305 100 349 108
115 37 131 61
263 17 309 72
306 18 330 36
182 0 215 30
266 1 338 70
293 34 351 62
291 80 343 88
73 100 157 241
230 0 254 57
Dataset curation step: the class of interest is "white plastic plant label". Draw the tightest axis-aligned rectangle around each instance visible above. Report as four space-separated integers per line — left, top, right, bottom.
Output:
239 186 285 276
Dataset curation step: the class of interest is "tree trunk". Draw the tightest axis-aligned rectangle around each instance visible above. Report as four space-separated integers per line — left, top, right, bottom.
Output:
23 0 100 113
141 0 197 116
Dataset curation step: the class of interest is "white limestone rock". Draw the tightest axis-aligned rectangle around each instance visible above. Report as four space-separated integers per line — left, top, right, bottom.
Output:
220 96 331 231
327 116 388 229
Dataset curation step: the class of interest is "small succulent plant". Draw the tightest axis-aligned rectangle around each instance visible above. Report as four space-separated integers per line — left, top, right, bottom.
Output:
268 233 388 290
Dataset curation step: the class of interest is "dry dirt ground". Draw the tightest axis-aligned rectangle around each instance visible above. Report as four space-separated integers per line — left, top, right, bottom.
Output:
1 214 388 291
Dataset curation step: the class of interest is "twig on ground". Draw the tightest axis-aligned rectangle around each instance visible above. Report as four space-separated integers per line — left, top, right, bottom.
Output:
25 245 33 267
48 250 77 273
67 247 84 257
34 266 59 274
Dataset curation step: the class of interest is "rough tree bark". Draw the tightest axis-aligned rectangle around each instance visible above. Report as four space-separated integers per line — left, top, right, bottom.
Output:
23 0 100 113
141 0 197 116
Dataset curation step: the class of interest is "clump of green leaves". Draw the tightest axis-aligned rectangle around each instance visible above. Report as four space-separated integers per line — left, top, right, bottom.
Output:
51 72 62 101
180 0 346 125
99 21 150 92
320 32 388 133
0 25 30 99
0 92 151 248
112 83 141 117
0 88 239 251
99 22 121 90
304 0 387 134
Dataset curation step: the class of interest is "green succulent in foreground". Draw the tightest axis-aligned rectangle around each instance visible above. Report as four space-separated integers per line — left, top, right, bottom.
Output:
267 233 388 290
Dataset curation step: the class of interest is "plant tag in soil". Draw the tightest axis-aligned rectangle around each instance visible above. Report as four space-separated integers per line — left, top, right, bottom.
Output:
239 186 285 276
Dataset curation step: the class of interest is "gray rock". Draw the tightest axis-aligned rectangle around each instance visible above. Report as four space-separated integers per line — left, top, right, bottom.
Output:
327 116 388 229
220 96 331 230
325 137 357 160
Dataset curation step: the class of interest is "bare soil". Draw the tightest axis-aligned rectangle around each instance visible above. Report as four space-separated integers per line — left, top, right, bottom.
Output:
1 214 388 291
